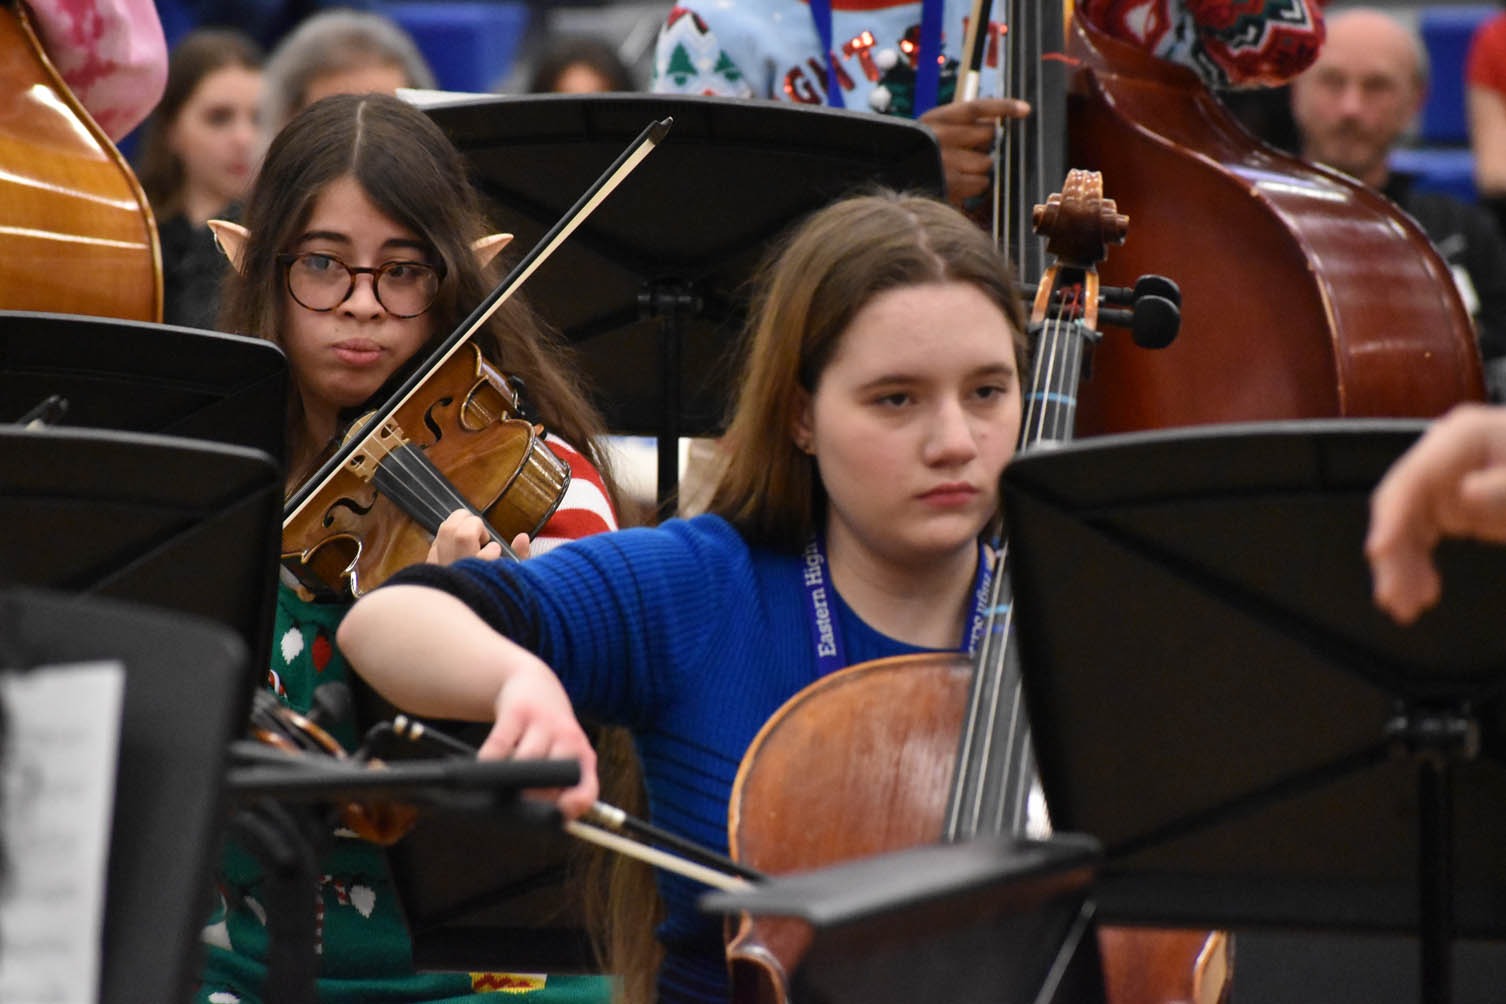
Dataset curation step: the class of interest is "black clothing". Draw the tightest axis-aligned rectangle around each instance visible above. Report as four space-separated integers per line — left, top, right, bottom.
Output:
1385 172 1506 400
157 211 231 331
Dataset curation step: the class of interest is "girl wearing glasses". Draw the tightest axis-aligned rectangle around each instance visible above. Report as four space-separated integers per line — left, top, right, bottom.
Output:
197 92 622 1004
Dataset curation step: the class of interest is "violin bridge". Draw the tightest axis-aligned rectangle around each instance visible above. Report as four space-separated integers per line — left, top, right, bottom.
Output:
347 420 408 481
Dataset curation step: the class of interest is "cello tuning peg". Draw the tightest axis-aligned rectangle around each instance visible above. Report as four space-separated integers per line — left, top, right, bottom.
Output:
1133 274 1181 309
1131 294 1180 350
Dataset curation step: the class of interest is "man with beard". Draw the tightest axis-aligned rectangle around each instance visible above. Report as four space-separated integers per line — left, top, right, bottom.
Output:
1292 6 1506 401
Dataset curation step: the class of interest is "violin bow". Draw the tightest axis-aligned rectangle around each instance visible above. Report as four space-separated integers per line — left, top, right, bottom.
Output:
284 115 674 527
382 713 762 891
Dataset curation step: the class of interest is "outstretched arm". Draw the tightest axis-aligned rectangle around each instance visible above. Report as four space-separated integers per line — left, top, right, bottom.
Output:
1366 404 1506 624
337 584 599 816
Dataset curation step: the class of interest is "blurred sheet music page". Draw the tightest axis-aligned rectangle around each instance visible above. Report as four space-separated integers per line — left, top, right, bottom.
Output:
0 661 124 1004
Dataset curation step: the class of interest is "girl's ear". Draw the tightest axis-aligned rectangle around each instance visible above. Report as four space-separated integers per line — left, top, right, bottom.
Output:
472 233 514 268
791 387 815 455
207 220 250 274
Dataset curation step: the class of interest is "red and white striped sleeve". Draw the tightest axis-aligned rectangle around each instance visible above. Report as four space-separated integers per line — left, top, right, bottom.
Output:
532 434 618 555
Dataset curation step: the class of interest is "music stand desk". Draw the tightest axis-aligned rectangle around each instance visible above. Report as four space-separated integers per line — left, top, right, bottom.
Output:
0 310 287 464
3 587 249 1004
702 834 1104 1004
0 426 283 706
1000 419 1506 1004
422 93 944 507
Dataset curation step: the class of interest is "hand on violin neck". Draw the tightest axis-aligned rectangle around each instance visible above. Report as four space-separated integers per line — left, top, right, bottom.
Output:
427 509 526 564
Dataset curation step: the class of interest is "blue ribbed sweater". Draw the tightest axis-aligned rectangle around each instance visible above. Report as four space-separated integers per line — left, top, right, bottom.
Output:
387 514 935 1003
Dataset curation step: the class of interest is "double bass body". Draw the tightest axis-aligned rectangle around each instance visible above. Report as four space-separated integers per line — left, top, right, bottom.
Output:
0 3 160 322
1064 16 1484 431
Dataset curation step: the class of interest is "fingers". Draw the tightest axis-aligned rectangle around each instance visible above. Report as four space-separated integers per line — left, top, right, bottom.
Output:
1365 404 1506 622
1456 465 1506 541
941 147 997 203
920 98 1030 209
478 664 599 819
428 510 501 565
511 532 532 560
920 97 1031 127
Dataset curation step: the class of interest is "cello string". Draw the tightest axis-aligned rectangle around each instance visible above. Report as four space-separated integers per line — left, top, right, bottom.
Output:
951 296 1069 839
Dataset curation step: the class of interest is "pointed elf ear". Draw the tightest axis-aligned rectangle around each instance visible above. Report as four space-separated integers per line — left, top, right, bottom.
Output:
472 232 514 268
207 220 250 274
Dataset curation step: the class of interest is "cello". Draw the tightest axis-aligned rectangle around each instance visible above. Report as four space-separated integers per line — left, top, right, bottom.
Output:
725 172 1225 1004
1064 13 1484 433
0 1 161 321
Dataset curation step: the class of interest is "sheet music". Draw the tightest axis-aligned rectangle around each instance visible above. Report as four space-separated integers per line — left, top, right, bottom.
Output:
0 661 124 1004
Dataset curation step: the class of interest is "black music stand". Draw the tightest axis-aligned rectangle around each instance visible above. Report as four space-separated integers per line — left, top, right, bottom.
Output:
0 310 287 463
367 714 606 973
1 586 249 1004
701 833 1105 1004
421 93 944 510
0 426 283 700
999 419 1506 1004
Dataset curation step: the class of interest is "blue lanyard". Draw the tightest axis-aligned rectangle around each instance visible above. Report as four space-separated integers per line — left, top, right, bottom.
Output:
801 536 993 677
809 0 946 114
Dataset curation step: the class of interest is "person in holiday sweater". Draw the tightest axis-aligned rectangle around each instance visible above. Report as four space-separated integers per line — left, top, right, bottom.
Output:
195 91 617 1004
651 1 1324 207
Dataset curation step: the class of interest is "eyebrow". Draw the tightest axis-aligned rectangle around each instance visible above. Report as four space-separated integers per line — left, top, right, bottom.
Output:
294 231 432 257
855 362 1017 392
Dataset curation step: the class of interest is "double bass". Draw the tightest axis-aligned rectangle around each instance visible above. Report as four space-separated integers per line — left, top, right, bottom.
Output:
1065 14 1484 431
0 2 160 321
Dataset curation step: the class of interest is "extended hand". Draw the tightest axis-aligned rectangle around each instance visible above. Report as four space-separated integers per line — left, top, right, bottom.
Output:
1366 404 1506 623
480 659 599 818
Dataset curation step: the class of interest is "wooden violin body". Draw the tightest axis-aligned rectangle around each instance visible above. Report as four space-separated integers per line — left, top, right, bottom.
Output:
1066 16 1483 433
0 3 160 321
283 343 569 597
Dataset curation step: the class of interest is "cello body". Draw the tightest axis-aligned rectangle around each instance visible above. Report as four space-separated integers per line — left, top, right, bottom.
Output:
726 656 1229 1004
1065 16 1483 433
0 3 160 321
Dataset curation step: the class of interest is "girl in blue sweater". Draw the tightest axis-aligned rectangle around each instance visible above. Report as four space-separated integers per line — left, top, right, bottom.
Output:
338 190 1030 1003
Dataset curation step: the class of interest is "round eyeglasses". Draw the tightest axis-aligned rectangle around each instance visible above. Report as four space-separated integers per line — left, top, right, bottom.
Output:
277 252 445 319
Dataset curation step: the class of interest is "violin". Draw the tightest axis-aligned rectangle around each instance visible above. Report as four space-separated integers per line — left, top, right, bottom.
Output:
282 343 570 598
281 117 673 599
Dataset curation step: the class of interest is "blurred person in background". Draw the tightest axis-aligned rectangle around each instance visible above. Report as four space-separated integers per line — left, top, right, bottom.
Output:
259 8 434 143
136 28 263 329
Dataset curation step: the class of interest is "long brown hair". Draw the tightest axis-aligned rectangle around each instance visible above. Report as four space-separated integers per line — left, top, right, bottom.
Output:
136 28 263 219
705 190 1029 551
218 92 614 488
223 90 646 983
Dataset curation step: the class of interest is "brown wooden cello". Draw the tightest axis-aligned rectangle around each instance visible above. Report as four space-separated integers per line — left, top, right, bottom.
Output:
1064 13 1484 433
724 171 1228 1004
0 1 161 321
